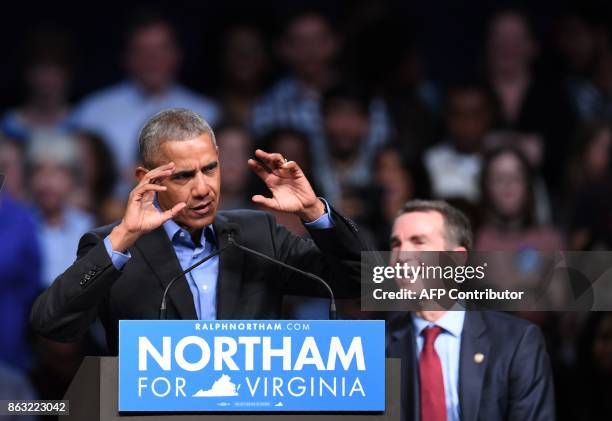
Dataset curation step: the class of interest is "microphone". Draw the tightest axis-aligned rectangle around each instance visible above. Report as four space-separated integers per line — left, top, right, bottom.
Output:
159 223 338 320
158 228 233 319
224 223 338 320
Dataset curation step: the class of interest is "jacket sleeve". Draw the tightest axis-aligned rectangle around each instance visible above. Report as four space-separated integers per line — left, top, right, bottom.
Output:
268 205 373 299
29 230 123 342
507 324 556 421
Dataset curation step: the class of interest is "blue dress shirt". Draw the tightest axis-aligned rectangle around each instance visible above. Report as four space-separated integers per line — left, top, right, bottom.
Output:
412 311 466 421
103 199 334 319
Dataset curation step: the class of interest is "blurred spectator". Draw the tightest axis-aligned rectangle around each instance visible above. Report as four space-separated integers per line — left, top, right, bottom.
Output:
0 362 39 421
216 25 269 125
71 12 220 196
0 136 26 201
552 11 599 80
483 130 552 223
475 146 563 251
485 9 575 194
26 132 94 286
345 14 441 159
424 83 492 203
568 121 612 250
71 130 124 225
216 122 254 211
555 5 612 127
316 83 379 203
383 41 441 159
251 11 390 178
0 191 41 370
475 146 563 331
0 28 74 142
367 144 431 248
558 312 612 420
567 120 612 196
571 46 612 123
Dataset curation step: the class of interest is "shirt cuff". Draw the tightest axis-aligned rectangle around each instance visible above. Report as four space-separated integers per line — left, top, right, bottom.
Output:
103 236 131 270
303 198 334 229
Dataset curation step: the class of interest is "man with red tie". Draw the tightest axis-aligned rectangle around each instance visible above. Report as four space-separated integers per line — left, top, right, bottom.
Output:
386 200 555 421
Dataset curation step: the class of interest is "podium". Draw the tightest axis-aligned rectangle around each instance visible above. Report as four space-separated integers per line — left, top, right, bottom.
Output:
63 357 401 420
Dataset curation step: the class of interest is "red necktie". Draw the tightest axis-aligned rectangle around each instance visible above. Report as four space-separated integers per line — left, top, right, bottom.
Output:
419 326 447 421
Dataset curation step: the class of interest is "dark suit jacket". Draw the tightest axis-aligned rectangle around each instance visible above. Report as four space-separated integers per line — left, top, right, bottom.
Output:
30 208 367 353
386 311 555 421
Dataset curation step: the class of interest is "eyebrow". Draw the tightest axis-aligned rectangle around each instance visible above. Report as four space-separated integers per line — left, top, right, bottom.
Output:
172 161 218 178
389 234 428 246
202 161 219 171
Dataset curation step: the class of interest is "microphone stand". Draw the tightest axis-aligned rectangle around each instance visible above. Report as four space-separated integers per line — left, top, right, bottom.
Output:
159 229 338 320
226 232 337 320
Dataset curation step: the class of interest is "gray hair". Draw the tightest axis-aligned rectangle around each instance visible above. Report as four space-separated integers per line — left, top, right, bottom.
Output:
398 199 473 250
138 108 217 168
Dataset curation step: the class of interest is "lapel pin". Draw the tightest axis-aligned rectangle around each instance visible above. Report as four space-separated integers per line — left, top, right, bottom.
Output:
474 353 485 364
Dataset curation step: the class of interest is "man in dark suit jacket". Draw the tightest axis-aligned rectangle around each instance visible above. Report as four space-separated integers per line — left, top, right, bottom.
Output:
30 108 367 353
385 200 555 421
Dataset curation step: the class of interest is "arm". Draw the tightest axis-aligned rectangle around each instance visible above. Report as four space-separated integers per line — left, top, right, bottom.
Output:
247 149 371 299
267 205 368 299
29 162 186 341
507 324 556 421
29 230 119 341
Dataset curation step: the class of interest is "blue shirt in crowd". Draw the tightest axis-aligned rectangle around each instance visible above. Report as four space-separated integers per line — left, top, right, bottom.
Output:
33 206 95 287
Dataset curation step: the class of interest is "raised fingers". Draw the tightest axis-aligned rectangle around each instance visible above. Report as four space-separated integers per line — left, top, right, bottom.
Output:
254 149 286 169
139 162 176 186
281 160 300 173
131 183 167 200
160 202 187 222
248 158 271 179
251 194 279 209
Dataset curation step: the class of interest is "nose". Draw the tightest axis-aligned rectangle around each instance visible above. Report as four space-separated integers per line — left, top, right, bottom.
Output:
192 172 211 198
390 242 418 264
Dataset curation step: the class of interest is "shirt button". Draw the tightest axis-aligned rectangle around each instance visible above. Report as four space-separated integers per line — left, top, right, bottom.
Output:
201 285 208 290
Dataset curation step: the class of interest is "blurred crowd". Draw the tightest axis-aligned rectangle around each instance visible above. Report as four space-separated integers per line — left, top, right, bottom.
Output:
1 3 612 420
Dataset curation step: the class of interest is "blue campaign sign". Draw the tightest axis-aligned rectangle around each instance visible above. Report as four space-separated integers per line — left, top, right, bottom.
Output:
118 320 385 412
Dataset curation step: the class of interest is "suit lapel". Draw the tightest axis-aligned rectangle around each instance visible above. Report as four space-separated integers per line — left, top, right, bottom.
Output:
213 213 244 319
459 311 490 421
135 227 197 319
387 312 419 421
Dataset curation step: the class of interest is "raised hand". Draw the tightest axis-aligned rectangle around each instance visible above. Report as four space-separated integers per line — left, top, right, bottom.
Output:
108 162 186 252
248 149 325 222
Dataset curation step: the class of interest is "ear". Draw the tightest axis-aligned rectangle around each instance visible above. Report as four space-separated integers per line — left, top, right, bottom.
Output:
451 246 469 266
135 166 149 183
